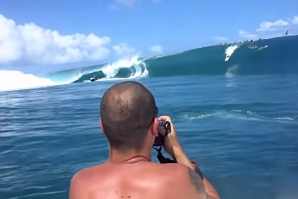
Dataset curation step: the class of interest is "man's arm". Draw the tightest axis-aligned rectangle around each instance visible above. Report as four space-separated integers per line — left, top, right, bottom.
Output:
69 172 89 199
187 166 207 199
157 115 220 199
187 167 219 199
173 145 220 199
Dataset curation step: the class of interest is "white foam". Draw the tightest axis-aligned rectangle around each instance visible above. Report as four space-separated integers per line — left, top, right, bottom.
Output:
182 109 298 125
0 70 65 92
225 45 240 61
182 110 262 122
101 56 148 80
182 113 212 120
78 56 148 83
275 117 294 121
257 45 268 51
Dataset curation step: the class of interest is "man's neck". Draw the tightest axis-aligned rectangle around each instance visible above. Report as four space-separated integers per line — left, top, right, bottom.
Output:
108 149 152 164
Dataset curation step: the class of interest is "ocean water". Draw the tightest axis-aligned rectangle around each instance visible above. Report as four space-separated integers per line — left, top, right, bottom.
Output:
1 36 298 199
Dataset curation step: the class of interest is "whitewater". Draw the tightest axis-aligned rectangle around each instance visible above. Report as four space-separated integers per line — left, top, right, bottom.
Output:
1 35 298 92
0 56 149 92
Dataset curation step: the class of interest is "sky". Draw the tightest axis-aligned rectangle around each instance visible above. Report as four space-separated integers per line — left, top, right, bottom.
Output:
0 0 297 72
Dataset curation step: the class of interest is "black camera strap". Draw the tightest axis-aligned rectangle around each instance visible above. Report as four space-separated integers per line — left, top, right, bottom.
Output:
153 146 176 164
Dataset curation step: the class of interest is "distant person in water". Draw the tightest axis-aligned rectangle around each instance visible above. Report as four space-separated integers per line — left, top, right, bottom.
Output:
69 81 220 199
90 75 98 82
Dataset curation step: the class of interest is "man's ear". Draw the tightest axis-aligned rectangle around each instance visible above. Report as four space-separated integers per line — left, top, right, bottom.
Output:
150 117 158 136
99 119 105 134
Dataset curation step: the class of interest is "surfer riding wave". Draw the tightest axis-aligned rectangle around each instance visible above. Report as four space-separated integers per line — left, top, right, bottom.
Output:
90 75 98 82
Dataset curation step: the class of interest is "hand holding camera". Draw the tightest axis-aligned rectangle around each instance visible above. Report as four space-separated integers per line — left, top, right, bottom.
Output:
153 120 171 146
152 117 220 199
154 116 182 159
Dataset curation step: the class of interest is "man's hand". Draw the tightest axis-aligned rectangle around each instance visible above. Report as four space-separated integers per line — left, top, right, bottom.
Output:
157 115 182 158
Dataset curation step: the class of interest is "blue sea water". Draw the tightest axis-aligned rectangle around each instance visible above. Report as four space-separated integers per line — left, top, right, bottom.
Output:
1 36 298 199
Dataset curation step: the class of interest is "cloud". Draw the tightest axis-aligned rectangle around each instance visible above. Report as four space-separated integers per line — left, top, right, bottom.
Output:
238 15 298 40
0 14 110 66
214 36 227 41
113 43 135 55
238 30 258 39
292 15 298 24
115 0 137 7
256 19 289 32
149 45 163 53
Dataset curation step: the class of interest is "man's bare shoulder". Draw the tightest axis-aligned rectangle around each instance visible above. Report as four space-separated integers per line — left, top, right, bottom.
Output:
69 162 207 199
70 165 102 186
153 163 207 198
71 162 189 185
69 166 98 199
159 162 189 173
155 163 194 183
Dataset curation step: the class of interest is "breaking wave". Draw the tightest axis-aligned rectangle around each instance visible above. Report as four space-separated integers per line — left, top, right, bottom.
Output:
1 35 298 91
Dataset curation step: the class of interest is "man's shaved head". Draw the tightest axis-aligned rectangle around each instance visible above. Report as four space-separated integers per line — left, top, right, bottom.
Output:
100 81 157 152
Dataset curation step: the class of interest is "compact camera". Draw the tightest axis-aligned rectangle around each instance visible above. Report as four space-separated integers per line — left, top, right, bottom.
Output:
153 120 171 146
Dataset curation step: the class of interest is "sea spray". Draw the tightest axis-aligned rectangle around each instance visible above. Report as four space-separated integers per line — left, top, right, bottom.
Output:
0 70 59 91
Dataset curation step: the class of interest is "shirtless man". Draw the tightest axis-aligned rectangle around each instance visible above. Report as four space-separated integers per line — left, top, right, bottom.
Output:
69 81 220 199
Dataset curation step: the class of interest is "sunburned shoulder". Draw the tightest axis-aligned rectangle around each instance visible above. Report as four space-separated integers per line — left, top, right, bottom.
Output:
69 165 104 195
156 163 193 183
153 163 208 198
160 162 189 172
70 165 101 184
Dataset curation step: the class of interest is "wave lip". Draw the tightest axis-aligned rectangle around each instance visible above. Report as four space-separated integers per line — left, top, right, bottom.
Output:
48 56 149 84
100 56 148 80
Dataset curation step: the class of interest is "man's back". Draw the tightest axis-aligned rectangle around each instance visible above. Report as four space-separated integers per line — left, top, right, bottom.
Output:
69 81 219 199
70 161 204 199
